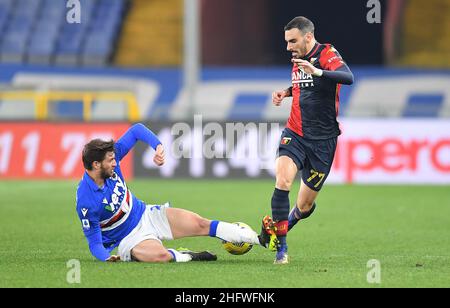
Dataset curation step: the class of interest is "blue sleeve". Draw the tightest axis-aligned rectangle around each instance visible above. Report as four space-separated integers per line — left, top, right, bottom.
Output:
322 64 354 85
115 123 161 162
85 227 111 262
76 196 110 262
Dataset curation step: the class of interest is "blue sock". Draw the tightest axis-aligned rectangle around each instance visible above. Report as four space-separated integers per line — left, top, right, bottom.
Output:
209 220 219 237
271 188 290 222
288 203 317 231
278 236 287 249
271 188 290 252
288 207 302 231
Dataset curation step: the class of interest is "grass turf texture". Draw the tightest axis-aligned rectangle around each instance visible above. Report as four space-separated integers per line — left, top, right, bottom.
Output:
0 180 449 288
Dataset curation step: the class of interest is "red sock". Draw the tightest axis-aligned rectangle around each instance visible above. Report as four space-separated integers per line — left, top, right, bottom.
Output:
274 220 288 236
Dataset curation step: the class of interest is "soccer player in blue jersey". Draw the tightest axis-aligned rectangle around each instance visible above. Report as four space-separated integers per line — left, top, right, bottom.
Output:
76 123 274 263
260 16 354 264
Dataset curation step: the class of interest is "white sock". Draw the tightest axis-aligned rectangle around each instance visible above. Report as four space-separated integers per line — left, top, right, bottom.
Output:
167 249 192 262
215 222 261 245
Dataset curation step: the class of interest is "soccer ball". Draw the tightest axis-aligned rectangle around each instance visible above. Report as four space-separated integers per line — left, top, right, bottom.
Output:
222 222 253 255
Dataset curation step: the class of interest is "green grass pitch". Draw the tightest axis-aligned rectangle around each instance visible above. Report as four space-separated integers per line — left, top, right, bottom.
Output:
0 180 449 288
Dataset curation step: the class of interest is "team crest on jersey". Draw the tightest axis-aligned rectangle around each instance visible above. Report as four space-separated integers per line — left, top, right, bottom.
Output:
281 137 292 145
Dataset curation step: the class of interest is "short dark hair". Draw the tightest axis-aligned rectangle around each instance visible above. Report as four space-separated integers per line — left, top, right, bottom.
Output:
82 139 115 170
284 16 315 34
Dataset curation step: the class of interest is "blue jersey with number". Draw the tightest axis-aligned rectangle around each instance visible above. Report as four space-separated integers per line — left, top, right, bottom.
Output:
76 123 161 261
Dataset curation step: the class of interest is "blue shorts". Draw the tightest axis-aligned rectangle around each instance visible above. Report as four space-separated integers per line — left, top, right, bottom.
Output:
278 128 337 191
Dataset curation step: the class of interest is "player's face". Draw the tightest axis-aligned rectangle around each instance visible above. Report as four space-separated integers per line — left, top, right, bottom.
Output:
285 28 310 58
99 151 117 179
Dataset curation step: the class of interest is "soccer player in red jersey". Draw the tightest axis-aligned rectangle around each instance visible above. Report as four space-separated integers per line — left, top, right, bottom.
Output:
261 16 354 264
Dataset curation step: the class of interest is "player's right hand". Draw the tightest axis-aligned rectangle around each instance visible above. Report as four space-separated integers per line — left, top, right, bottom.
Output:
272 90 287 106
153 144 165 166
106 255 120 262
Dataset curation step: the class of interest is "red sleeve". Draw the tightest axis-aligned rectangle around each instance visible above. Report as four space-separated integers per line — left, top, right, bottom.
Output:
319 44 346 71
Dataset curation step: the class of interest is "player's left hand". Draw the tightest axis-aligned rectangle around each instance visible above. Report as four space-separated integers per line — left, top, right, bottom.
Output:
153 144 165 166
292 59 322 76
106 255 120 262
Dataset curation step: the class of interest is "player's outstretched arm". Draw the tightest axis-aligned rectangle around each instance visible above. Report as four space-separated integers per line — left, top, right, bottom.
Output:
115 123 162 162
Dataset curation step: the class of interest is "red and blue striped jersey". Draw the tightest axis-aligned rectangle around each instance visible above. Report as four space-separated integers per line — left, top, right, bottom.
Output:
287 43 352 139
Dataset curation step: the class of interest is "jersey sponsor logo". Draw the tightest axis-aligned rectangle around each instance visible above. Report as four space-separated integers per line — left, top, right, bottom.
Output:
82 219 90 230
81 208 88 217
292 69 314 88
104 172 127 213
99 175 134 231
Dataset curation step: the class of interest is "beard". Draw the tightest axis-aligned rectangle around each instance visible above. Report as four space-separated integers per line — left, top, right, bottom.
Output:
100 166 113 180
300 44 308 58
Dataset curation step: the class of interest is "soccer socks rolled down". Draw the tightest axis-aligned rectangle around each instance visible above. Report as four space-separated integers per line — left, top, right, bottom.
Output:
271 188 290 249
167 249 192 262
209 221 260 245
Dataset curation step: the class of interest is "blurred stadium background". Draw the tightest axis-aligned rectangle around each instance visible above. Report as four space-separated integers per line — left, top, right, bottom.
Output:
0 0 449 181
0 0 449 288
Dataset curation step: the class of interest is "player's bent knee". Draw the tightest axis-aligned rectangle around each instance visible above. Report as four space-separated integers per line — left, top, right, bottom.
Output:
197 217 211 235
149 252 172 263
157 251 173 262
276 177 293 191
